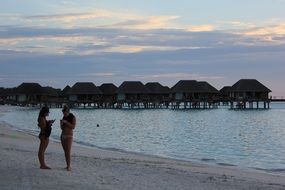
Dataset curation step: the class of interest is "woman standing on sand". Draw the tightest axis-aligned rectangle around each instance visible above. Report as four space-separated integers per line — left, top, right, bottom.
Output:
60 105 76 171
38 106 55 169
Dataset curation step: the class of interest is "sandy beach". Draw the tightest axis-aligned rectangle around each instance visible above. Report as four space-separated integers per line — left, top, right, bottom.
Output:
1 123 285 190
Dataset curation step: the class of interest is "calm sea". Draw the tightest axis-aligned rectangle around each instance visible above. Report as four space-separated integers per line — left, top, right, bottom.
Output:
1 103 285 172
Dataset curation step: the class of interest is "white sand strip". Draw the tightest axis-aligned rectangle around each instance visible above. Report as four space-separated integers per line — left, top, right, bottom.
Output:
1 123 285 190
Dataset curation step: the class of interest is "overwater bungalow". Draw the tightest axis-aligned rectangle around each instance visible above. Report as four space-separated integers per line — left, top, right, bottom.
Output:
59 85 71 104
171 80 198 108
197 81 220 101
41 87 61 107
145 82 171 108
0 87 5 104
15 83 44 106
99 83 118 108
229 79 271 109
219 86 232 105
68 82 102 108
2 88 17 105
171 80 219 109
117 81 150 108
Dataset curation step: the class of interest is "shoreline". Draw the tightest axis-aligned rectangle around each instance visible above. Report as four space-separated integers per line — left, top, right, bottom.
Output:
1 123 285 189
2 119 285 177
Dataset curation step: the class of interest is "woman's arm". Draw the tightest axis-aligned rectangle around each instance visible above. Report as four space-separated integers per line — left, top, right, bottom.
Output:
63 117 76 130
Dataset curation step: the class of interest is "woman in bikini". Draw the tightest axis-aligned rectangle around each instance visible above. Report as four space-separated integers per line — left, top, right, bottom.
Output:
38 106 55 169
60 105 76 171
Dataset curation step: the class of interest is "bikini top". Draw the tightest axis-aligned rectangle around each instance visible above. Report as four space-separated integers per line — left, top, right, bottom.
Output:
62 113 75 124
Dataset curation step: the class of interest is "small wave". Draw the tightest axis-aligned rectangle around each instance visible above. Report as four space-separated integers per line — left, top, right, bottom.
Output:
73 140 97 148
217 163 237 167
252 167 285 173
201 158 216 162
73 140 135 153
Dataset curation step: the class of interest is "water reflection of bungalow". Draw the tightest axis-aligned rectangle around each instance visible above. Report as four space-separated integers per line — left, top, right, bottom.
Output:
145 82 171 108
117 81 150 108
99 83 118 108
229 79 271 109
171 80 219 109
16 83 45 106
68 82 102 108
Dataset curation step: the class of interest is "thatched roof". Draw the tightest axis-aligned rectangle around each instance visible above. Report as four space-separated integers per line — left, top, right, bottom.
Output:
43 87 61 96
171 80 200 93
61 85 71 96
16 83 44 95
0 87 4 96
197 82 219 93
145 82 170 94
117 81 150 94
68 82 102 95
220 86 232 95
99 83 118 95
231 79 271 92
172 80 219 93
163 86 171 92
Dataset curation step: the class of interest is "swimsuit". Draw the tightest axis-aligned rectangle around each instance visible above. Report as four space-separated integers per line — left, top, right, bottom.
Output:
61 134 73 139
61 113 75 139
38 120 52 139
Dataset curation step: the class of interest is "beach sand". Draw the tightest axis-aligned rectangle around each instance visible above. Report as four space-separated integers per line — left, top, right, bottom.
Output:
1 123 285 190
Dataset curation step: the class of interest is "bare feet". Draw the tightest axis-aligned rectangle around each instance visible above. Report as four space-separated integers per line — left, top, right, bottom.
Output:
40 165 51 169
65 166 71 171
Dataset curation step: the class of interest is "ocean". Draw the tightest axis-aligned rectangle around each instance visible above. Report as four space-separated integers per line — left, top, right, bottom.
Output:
1 103 285 172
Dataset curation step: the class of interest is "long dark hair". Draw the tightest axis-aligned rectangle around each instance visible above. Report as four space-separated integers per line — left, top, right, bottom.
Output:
38 106 49 123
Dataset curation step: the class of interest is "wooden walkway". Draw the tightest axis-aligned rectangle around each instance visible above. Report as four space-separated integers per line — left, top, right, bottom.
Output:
270 96 285 102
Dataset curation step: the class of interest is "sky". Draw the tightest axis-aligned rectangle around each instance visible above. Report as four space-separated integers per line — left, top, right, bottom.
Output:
0 0 284 96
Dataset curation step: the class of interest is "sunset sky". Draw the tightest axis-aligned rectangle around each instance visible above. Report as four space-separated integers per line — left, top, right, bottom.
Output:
0 0 284 95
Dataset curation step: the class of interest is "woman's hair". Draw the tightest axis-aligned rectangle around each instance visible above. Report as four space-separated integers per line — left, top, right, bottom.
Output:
62 105 70 113
38 106 49 123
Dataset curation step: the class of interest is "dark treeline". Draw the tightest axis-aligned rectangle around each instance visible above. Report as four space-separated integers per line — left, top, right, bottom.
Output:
0 79 271 109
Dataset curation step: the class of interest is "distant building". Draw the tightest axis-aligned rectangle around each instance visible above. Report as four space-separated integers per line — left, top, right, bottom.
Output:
99 83 118 108
229 79 271 109
171 80 219 108
60 85 71 103
219 86 232 102
41 86 61 105
145 82 171 108
117 81 150 108
16 83 44 104
230 79 271 101
68 82 102 106
0 78 274 109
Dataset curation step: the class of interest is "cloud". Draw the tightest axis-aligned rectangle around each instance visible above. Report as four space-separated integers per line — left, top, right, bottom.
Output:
231 24 285 45
218 21 256 29
24 10 114 23
78 72 116 77
187 25 215 32
108 16 180 30
133 73 224 80
0 9 142 28
243 24 285 36
0 26 219 54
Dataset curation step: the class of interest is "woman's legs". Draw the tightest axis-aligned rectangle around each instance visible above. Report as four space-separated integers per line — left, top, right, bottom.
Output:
61 136 73 171
38 137 50 169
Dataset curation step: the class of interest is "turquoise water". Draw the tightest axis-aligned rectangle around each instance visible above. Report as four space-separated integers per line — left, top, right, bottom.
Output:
1 103 285 172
